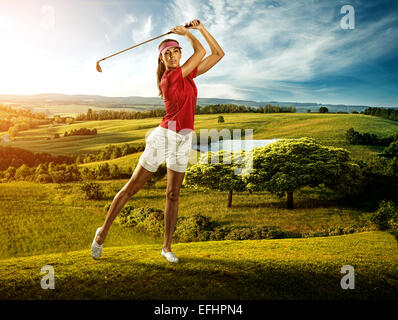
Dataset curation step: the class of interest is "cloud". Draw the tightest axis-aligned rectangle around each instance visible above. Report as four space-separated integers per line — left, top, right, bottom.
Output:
163 0 398 101
131 15 154 44
165 0 201 29
97 12 138 43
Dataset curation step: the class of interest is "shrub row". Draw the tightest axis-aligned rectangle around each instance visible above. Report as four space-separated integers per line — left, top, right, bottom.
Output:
345 128 398 147
370 200 398 233
75 143 145 164
363 106 398 122
64 127 97 136
106 203 373 242
0 145 74 170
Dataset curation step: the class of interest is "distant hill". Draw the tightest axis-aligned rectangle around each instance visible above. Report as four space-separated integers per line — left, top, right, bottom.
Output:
1 93 396 115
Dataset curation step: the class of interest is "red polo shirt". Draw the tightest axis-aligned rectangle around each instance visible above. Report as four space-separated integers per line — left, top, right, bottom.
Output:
160 66 198 133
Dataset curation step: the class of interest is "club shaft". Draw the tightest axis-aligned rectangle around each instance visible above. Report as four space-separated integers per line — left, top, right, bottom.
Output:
96 20 200 70
99 31 173 62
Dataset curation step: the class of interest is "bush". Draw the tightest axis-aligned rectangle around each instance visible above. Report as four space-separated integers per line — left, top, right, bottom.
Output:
141 210 165 235
80 182 104 200
50 171 64 183
35 173 53 183
14 164 32 180
115 205 164 234
223 225 285 240
328 226 344 236
107 203 366 242
346 128 397 146
388 216 398 233
302 225 371 238
174 214 216 242
209 226 232 241
384 141 398 157
370 200 398 231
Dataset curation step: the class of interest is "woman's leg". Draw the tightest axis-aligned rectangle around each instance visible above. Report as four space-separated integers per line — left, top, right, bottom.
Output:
96 163 154 245
163 167 186 252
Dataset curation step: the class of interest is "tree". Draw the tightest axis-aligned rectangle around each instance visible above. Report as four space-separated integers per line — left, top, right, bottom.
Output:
15 164 32 180
8 126 18 139
385 141 398 157
53 115 62 123
65 117 74 125
319 106 329 113
35 163 48 175
87 108 93 120
184 150 247 207
346 128 360 144
110 164 121 179
95 163 111 179
80 182 104 200
241 138 363 209
217 115 224 123
4 166 16 180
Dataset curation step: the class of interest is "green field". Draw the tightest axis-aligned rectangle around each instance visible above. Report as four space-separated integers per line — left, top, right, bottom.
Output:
0 180 377 260
2 113 397 161
1 112 397 300
0 231 396 299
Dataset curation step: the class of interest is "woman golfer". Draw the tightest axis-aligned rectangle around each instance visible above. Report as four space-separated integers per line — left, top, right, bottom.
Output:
91 19 224 263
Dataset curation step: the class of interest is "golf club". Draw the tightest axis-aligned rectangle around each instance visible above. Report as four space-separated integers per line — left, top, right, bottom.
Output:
96 20 200 72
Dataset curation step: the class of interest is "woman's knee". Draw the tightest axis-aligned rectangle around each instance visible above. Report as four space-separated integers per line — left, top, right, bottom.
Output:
166 189 179 201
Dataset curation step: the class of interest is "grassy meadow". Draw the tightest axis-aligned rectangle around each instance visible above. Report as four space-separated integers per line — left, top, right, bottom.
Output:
0 179 376 260
0 112 397 299
2 113 398 161
0 231 397 299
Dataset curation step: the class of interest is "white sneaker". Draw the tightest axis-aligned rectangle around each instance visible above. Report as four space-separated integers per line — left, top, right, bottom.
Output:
91 227 103 260
161 248 179 263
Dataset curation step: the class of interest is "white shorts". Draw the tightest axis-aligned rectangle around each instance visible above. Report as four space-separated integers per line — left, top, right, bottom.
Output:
138 126 193 173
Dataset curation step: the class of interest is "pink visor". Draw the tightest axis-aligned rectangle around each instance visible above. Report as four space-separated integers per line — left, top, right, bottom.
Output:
159 41 182 55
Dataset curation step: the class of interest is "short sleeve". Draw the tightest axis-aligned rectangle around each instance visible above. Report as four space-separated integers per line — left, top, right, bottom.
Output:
190 66 198 79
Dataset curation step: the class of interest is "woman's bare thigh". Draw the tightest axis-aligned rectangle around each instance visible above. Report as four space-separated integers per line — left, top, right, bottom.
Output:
121 163 154 195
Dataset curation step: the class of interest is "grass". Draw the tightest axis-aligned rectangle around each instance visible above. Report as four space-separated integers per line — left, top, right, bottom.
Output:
0 181 163 260
0 231 396 299
1 112 397 300
0 180 376 260
77 152 142 171
2 113 397 161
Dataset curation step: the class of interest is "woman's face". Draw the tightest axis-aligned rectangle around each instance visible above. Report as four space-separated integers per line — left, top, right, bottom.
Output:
161 47 181 70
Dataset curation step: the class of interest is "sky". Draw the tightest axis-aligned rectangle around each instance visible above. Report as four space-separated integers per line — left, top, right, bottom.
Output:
0 0 397 107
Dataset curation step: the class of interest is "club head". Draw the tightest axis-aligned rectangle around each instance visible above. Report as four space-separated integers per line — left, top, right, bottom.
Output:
96 61 102 73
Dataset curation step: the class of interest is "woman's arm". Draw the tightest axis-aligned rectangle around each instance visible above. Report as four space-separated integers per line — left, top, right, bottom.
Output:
172 25 206 78
194 22 225 76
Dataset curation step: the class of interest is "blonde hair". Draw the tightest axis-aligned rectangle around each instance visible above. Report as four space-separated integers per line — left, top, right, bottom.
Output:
157 38 181 99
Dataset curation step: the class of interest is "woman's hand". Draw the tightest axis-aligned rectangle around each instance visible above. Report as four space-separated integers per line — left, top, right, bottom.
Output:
170 25 189 36
184 19 203 30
